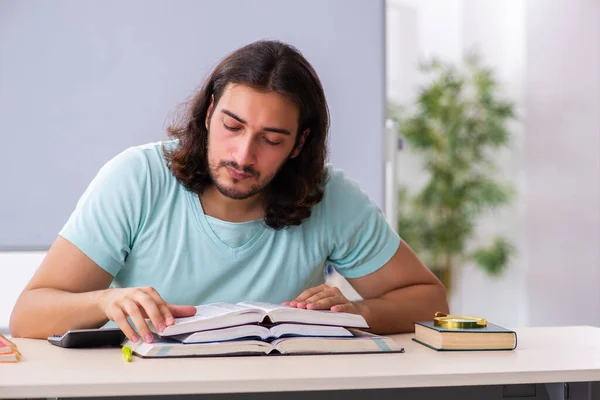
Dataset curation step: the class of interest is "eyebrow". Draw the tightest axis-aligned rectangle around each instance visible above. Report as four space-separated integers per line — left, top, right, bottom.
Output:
221 109 292 136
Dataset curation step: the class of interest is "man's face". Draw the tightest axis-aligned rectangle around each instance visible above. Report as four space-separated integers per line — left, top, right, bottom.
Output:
205 83 306 200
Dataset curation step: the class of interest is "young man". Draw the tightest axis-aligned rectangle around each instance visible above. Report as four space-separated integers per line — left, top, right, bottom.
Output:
10 40 448 343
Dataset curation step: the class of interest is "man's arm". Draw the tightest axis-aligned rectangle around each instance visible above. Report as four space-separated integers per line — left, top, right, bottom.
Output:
347 240 449 334
286 240 449 334
9 236 195 340
9 236 115 339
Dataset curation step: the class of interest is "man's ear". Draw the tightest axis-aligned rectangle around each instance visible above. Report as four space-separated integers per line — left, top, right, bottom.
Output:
291 129 310 159
205 94 215 130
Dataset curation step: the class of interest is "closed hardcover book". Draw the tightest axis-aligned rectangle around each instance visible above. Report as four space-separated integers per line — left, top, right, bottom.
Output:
413 321 517 351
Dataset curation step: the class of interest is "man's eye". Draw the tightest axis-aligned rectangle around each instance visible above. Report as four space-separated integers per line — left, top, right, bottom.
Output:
223 123 241 131
264 137 281 146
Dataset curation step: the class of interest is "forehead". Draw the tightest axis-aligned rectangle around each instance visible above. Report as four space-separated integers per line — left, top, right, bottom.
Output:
216 84 300 128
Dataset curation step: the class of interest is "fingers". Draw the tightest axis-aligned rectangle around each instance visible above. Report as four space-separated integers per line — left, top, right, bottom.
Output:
306 297 342 310
136 289 197 330
287 285 351 311
303 290 338 309
106 306 139 343
140 287 174 327
305 287 346 310
123 298 155 343
102 287 185 344
169 304 197 318
331 303 359 314
288 285 329 307
133 289 167 333
104 296 153 343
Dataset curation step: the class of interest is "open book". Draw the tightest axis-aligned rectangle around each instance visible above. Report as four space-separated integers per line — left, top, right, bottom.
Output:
124 329 403 358
150 302 369 336
172 323 353 344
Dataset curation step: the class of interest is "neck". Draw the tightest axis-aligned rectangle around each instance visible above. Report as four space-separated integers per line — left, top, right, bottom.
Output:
199 185 265 223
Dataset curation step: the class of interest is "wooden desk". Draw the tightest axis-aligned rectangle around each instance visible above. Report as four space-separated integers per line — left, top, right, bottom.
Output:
2 326 600 400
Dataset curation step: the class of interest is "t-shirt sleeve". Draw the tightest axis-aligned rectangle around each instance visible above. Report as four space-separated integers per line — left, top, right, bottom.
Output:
58 147 149 277
323 167 401 279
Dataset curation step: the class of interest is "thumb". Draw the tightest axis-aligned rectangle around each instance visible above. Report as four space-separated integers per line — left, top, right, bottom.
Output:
168 304 197 318
331 303 355 313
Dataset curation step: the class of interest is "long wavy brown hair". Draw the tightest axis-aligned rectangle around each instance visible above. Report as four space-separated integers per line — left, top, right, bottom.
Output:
163 40 330 229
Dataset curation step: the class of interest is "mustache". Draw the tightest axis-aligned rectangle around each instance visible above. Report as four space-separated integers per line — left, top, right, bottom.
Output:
219 161 258 177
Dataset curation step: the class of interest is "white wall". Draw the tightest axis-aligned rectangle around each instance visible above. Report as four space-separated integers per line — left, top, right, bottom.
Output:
524 0 600 327
455 0 528 329
0 253 43 331
388 0 463 64
387 0 600 328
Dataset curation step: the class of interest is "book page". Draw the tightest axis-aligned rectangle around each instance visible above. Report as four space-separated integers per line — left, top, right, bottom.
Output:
272 331 401 354
236 301 290 313
175 302 258 323
237 301 368 328
151 303 266 336
126 335 275 357
270 323 353 338
173 325 270 344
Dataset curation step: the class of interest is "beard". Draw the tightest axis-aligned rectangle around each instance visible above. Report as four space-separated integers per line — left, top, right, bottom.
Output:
211 160 263 200
208 159 281 200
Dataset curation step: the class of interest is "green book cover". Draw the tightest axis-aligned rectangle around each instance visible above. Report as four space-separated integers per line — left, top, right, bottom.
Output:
413 321 517 351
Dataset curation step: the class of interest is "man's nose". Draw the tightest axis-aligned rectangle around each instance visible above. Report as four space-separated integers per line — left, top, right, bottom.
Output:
232 135 257 166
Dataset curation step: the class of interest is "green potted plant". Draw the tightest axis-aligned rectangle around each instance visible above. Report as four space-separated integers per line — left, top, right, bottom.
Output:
388 52 517 293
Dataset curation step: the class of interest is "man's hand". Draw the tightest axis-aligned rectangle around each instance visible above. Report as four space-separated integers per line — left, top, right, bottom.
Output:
282 284 360 314
99 286 196 343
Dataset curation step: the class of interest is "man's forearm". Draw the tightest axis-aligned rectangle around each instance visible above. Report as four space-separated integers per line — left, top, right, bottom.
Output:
9 288 110 339
355 283 449 334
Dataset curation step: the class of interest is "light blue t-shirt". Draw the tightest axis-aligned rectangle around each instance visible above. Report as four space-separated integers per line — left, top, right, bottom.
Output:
59 141 400 306
204 215 263 248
